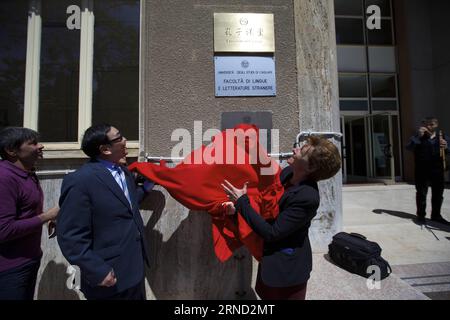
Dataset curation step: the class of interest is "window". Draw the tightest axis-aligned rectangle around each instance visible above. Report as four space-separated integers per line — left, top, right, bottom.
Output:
366 0 391 17
18 0 140 151
92 0 139 141
339 74 368 98
335 0 398 114
372 100 397 111
337 46 367 72
339 100 369 112
368 47 396 72
370 74 396 98
367 19 393 45
334 0 363 16
0 0 28 129
39 0 80 142
335 18 365 45
371 74 398 112
335 0 394 46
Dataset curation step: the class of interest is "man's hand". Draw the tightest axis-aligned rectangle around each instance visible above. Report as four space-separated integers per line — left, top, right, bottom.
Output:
440 138 448 149
48 221 57 238
38 206 59 223
143 179 155 192
99 270 117 287
418 127 431 137
221 202 236 215
221 180 248 202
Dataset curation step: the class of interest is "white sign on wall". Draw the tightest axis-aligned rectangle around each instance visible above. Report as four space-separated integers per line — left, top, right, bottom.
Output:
214 56 276 97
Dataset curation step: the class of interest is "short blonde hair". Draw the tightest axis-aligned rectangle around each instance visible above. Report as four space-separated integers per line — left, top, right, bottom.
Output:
306 136 342 182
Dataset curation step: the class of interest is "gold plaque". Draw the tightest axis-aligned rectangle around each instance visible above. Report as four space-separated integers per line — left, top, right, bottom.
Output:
214 13 275 53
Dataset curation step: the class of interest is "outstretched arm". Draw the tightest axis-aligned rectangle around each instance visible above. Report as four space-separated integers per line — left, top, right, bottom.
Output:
235 194 317 243
222 180 318 243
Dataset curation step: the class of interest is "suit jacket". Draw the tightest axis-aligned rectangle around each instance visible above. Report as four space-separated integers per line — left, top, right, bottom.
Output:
406 133 449 174
235 166 320 287
57 160 150 299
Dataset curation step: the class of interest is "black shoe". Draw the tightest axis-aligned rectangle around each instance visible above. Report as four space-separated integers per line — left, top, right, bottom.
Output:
416 216 426 224
430 216 450 226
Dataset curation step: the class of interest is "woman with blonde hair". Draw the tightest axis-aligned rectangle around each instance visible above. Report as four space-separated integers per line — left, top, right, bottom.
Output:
222 136 341 300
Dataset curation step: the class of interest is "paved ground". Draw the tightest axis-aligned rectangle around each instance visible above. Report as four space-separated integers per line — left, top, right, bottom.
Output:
307 184 450 300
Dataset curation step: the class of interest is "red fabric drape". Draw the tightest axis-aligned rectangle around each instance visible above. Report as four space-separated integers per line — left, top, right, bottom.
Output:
129 124 285 262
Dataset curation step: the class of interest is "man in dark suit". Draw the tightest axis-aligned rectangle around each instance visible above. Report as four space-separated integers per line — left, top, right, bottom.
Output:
222 136 341 300
57 124 152 300
406 117 450 225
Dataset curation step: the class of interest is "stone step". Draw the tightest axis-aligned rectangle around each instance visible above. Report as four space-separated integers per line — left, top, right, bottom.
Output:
402 274 450 293
392 262 450 299
307 254 429 300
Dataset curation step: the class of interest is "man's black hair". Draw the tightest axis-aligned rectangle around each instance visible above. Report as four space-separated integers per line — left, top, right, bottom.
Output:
81 124 113 159
422 117 438 125
0 127 40 160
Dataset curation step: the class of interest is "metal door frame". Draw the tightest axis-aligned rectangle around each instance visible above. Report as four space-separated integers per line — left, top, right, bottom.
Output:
341 112 399 184
368 113 396 184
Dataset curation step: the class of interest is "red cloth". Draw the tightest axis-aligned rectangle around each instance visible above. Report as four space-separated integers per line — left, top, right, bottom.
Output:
128 124 285 262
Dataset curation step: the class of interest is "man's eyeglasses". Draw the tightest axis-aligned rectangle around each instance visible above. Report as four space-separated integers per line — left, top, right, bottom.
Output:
108 134 124 144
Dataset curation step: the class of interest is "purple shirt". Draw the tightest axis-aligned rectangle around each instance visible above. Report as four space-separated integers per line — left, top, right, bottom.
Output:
0 160 43 272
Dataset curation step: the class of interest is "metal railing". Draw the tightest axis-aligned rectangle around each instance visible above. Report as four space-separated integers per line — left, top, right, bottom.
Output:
145 131 343 163
296 131 343 142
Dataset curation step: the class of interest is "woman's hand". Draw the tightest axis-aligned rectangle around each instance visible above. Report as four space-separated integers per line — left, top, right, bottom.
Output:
221 180 248 202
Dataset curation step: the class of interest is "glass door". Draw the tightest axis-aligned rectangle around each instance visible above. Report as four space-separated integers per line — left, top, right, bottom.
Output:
343 115 369 183
340 116 347 184
369 114 396 183
342 113 401 184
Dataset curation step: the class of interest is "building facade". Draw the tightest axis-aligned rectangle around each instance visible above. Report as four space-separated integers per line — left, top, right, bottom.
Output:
0 0 448 299
335 0 450 184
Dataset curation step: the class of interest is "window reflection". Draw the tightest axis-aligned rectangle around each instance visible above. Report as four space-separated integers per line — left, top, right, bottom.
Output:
335 18 365 45
372 100 397 111
372 115 391 177
335 0 363 16
0 0 28 129
339 100 369 111
39 0 80 142
92 0 139 140
339 75 368 98
365 0 391 17
371 75 396 98
367 19 393 45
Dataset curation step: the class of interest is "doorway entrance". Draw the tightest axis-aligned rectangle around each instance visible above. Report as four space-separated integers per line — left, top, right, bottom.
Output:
341 113 402 184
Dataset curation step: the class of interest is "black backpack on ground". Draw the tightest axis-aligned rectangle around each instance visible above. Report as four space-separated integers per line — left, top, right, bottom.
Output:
328 232 392 280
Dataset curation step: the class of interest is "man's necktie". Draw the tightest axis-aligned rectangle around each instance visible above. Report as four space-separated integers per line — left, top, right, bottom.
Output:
112 166 132 207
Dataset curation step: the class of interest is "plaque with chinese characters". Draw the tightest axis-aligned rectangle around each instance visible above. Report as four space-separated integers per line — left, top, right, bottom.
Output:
214 13 275 52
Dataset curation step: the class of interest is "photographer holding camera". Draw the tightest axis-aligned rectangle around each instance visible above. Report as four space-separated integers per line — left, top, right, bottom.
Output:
406 117 450 225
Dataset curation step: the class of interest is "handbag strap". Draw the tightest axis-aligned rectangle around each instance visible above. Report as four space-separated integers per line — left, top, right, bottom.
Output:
380 256 392 274
349 232 367 240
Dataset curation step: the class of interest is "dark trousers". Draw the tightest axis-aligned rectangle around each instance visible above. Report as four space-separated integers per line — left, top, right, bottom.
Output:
415 171 444 218
88 280 146 300
255 269 307 300
0 259 40 300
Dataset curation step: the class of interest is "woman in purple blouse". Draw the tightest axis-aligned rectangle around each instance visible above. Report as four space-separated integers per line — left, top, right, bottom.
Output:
0 127 59 300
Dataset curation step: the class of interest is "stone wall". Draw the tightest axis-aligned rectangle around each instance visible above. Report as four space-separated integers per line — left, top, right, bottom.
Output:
33 0 341 300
